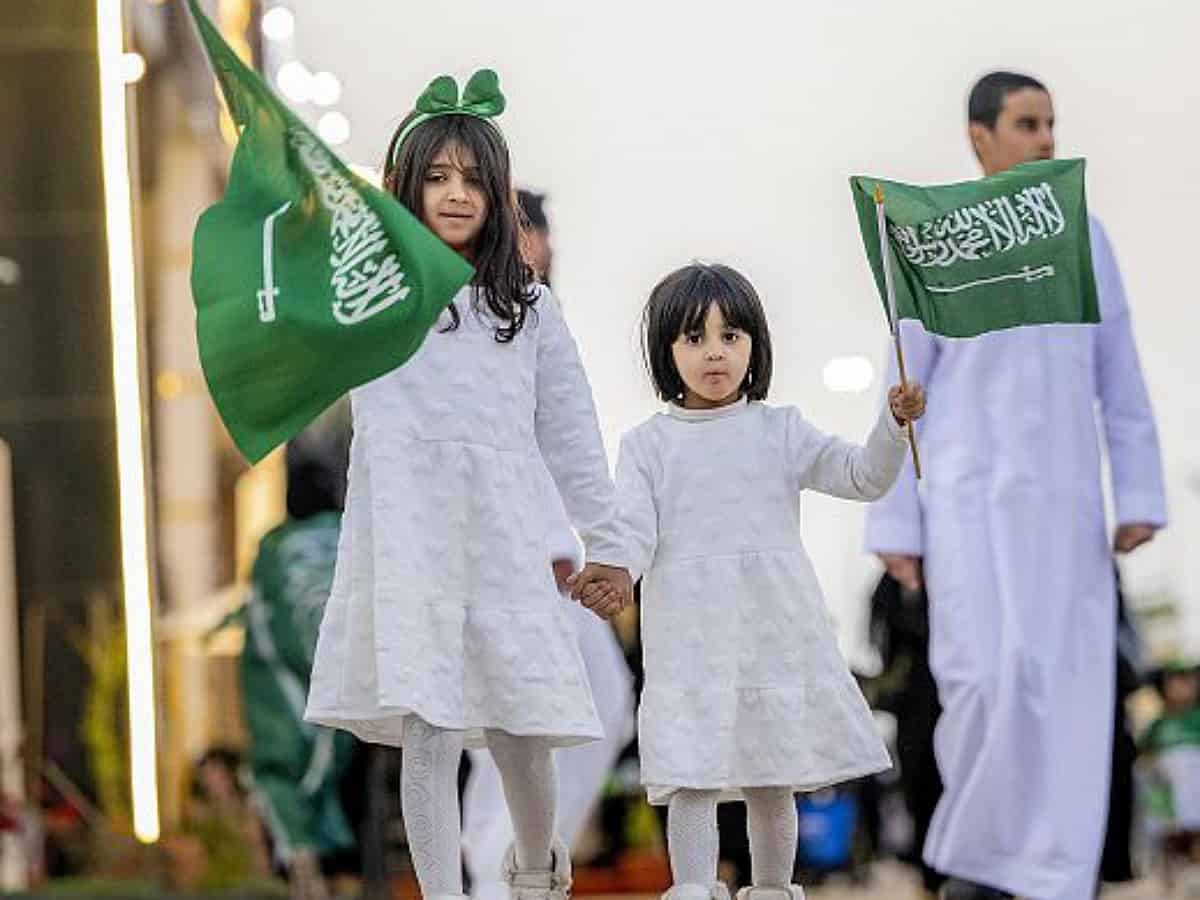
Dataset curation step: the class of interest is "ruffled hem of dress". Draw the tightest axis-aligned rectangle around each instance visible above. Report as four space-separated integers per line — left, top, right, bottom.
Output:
304 705 603 750
643 755 892 806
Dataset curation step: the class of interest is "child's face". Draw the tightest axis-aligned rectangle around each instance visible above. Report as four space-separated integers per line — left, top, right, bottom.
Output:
671 303 751 409
1165 671 1199 710
421 140 488 257
198 759 237 804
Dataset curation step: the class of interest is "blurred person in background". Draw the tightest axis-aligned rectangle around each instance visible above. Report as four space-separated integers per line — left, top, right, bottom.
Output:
179 747 272 889
865 70 1167 900
518 189 554 288
462 188 636 900
1099 573 1141 888
866 572 944 898
1139 660 1200 864
241 406 359 900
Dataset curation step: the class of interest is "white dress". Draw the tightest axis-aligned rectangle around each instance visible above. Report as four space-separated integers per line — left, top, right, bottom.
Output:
617 398 904 804
304 285 627 748
864 218 1167 900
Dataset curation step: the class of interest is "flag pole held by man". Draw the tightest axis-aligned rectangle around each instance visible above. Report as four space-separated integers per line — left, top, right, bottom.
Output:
185 0 473 463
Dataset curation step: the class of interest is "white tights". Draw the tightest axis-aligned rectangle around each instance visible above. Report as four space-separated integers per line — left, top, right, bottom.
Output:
401 716 558 897
666 788 798 889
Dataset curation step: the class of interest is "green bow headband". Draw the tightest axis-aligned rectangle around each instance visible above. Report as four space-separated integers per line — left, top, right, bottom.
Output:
393 68 506 152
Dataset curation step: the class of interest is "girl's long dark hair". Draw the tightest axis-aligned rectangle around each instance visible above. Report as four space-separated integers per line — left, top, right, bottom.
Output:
382 114 536 342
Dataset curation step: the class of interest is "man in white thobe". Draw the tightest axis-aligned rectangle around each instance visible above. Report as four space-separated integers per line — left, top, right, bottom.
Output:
865 71 1167 900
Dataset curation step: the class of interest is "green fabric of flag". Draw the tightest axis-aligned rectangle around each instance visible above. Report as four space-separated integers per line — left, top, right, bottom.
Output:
850 159 1099 338
186 0 473 463
1141 708 1200 755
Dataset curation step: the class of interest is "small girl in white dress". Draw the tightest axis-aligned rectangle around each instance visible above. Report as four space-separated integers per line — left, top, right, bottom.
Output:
304 70 631 900
575 262 925 900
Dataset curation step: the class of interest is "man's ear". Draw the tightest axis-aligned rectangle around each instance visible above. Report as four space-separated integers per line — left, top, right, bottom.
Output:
967 121 989 166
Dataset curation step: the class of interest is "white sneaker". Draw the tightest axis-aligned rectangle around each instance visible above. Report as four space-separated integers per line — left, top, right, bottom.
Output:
663 884 731 900
501 838 572 900
734 886 806 900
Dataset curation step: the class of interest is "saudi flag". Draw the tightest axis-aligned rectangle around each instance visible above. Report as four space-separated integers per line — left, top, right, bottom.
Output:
850 159 1099 338
186 0 473 463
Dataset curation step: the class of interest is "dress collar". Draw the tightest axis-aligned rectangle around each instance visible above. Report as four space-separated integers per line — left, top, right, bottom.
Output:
666 396 750 422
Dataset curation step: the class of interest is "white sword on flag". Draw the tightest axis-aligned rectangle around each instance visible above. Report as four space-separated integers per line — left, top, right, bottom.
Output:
257 200 291 323
873 184 922 479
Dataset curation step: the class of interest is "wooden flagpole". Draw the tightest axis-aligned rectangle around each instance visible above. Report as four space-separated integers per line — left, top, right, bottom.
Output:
873 184 922 479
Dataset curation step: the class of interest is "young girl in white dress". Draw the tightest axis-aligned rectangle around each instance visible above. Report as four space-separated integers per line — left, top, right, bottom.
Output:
304 70 632 900
575 262 925 900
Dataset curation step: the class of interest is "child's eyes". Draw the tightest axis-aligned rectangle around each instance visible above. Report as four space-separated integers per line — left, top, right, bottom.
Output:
424 171 481 187
681 331 741 345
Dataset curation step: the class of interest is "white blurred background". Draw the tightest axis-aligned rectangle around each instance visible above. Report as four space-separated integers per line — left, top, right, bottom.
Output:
268 0 1200 664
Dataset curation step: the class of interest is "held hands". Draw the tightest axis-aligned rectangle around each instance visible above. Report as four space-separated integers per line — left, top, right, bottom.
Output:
566 563 633 621
888 382 926 427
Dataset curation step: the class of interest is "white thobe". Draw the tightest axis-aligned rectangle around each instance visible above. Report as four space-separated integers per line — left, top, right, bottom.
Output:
865 218 1167 900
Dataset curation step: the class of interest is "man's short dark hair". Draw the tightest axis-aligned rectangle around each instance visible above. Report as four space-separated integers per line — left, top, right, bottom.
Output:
968 71 1048 129
517 189 548 231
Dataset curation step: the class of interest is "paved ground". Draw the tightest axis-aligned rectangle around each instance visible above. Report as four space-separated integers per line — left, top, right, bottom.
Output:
800 861 1181 899
592 861 1186 900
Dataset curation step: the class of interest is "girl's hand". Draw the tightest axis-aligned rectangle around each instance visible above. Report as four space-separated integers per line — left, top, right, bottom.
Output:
578 580 623 620
888 382 926 426
567 563 632 619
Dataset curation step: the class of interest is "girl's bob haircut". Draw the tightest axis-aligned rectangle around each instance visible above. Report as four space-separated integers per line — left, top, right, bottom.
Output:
641 262 773 403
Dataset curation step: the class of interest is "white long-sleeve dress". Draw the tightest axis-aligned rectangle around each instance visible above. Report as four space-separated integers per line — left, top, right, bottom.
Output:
617 398 904 803
305 285 627 748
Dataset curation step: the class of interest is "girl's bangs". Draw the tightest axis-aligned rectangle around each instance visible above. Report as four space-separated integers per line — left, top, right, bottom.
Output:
675 269 751 336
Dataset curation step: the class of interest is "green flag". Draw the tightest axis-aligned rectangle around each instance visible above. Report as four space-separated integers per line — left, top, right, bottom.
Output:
850 159 1099 338
186 0 473 463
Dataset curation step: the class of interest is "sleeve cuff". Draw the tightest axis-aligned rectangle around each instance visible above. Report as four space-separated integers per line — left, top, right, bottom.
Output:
1115 492 1168 529
864 517 924 556
548 533 585 572
583 536 635 574
883 410 910 444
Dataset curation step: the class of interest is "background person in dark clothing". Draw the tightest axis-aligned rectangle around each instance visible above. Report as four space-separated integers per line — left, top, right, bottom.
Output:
867 572 944 897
